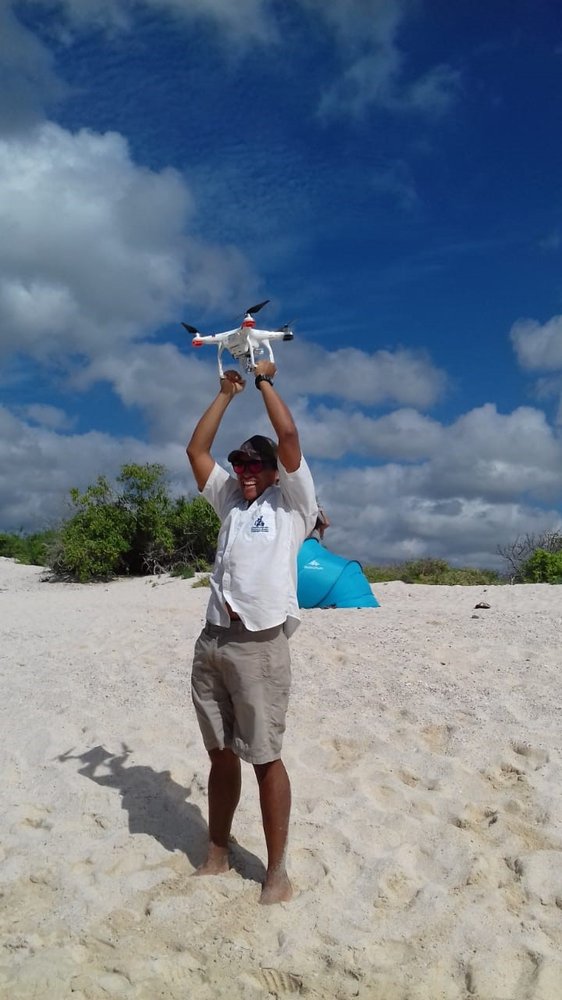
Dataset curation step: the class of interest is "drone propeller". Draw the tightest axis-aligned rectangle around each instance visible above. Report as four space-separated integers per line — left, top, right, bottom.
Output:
181 323 200 335
246 299 270 317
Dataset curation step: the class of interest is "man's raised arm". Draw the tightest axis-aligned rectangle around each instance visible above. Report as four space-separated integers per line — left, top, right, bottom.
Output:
253 361 301 473
186 371 245 491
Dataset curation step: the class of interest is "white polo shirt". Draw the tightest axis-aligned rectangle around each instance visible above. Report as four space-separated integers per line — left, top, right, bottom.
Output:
202 456 317 636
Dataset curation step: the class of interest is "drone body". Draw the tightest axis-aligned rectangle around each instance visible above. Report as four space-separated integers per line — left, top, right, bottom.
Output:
182 300 293 377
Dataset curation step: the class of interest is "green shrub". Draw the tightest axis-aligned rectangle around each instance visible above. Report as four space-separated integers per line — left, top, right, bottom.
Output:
520 548 562 584
364 559 500 585
0 530 56 566
364 564 404 583
51 477 132 581
170 564 195 579
49 463 220 582
498 530 562 580
172 495 220 567
117 463 175 575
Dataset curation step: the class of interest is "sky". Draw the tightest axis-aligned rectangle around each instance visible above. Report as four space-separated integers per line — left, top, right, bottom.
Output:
1 0 562 570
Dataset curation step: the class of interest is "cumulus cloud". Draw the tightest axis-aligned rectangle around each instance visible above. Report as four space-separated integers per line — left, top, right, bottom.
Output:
283 342 447 408
510 315 562 371
0 122 255 365
293 404 444 460
22 403 75 430
0 404 195 534
304 401 562 567
425 404 562 504
0 3 65 133
312 460 562 570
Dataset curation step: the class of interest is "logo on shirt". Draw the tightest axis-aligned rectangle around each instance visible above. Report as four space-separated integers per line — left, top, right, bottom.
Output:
305 559 323 570
251 515 269 533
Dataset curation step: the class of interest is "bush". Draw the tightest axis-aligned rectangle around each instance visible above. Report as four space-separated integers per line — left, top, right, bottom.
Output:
0 530 56 566
520 548 562 584
50 463 220 582
51 477 133 581
172 494 220 568
498 531 562 581
364 558 500 585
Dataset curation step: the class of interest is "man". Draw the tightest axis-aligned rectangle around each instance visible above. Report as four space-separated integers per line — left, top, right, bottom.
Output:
186 359 317 904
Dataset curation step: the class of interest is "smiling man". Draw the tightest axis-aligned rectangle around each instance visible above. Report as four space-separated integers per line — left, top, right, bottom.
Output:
186 359 317 904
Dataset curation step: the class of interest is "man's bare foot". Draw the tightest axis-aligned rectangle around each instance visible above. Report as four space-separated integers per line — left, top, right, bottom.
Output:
259 868 293 905
193 843 229 876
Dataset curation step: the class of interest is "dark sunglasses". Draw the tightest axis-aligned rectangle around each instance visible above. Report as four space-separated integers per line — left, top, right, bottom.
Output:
232 459 268 475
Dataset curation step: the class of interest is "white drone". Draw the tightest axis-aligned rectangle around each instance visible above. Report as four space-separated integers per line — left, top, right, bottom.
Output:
182 300 293 377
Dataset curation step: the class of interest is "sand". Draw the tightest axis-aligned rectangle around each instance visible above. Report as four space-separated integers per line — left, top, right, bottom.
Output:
0 555 561 1000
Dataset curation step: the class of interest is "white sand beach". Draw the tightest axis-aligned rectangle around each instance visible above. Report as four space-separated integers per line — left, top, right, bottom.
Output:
1 555 561 1000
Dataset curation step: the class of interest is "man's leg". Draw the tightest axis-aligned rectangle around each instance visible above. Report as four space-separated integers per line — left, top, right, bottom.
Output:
253 758 293 904
195 747 241 875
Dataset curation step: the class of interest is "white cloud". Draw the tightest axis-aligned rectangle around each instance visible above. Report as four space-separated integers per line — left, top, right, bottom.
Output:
293 404 443 460
283 342 447 408
8 0 459 126
22 403 75 430
311 0 460 118
424 404 562 503
0 404 195 534
0 3 65 133
312 462 562 570
510 315 562 371
13 0 275 43
0 122 255 364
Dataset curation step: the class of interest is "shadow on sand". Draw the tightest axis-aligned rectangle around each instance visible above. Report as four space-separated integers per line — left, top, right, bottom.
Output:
57 744 266 884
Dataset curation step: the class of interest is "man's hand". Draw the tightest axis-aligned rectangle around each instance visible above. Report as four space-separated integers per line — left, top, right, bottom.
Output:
254 360 277 379
220 370 246 396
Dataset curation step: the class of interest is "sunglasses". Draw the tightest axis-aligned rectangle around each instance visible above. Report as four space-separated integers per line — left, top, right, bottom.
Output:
232 459 269 475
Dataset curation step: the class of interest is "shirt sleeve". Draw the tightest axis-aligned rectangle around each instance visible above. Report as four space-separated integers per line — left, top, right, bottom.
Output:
277 455 318 535
202 463 242 522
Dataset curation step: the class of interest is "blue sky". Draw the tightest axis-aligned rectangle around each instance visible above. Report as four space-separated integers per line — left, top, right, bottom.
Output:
2 0 562 568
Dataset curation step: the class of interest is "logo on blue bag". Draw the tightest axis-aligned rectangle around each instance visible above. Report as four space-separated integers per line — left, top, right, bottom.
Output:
251 515 269 533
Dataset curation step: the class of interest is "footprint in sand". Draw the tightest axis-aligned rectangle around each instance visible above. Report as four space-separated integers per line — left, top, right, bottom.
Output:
420 722 455 755
397 768 440 792
450 803 499 832
243 968 303 995
482 760 527 790
322 737 365 772
18 804 53 831
510 740 550 770
463 947 542 1000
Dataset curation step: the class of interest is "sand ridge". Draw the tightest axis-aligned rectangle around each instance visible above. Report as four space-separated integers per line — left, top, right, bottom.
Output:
1 557 561 999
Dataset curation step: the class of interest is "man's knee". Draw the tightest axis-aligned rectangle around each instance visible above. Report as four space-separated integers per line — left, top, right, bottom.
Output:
209 747 240 768
253 758 283 782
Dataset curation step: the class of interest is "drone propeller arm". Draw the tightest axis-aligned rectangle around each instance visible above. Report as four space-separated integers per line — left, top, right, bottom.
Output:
252 327 291 342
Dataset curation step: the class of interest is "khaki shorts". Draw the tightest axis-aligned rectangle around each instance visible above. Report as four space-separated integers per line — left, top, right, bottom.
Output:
191 621 291 765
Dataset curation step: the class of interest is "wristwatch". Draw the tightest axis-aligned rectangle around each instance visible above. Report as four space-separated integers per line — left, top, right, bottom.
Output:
255 374 274 389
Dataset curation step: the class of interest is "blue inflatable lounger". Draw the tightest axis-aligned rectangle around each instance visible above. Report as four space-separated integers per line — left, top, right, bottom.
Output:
297 538 380 609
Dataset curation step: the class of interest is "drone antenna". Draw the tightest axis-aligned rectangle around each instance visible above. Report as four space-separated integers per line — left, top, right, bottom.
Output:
246 299 270 317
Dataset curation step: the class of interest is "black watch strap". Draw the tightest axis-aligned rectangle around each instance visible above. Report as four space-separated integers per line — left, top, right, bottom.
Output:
255 374 274 389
